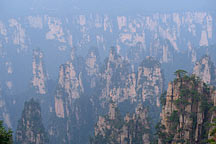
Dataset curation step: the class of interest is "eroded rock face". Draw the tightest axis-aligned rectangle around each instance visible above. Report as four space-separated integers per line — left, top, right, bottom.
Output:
54 60 84 118
32 49 48 95
135 56 164 131
0 85 12 128
137 56 164 107
158 75 216 144
85 47 100 88
8 18 27 52
0 12 215 112
1 12 215 54
49 52 96 144
92 103 150 144
0 11 215 99
16 99 48 144
49 46 165 143
193 55 216 85
100 47 136 103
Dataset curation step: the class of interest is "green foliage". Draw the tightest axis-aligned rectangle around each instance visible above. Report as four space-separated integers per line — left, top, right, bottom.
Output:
174 69 187 78
157 72 215 143
169 111 179 123
155 123 174 144
91 105 151 144
210 106 216 112
169 111 179 131
0 121 13 144
200 94 213 113
207 118 216 144
160 91 167 106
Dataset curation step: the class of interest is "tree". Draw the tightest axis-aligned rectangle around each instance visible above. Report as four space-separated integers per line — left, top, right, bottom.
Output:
0 120 13 144
174 70 187 79
208 118 216 144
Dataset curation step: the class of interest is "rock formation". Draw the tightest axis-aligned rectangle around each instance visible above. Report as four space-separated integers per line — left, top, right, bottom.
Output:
0 85 12 129
32 49 48 95
91 102 151 144
54 54 85 118
49 51 96 144
137 56 164 107
85 47 100 89
100 47 136 103
15 99 48 144
158 72 216 144
136 56 164 131
193 55 216 86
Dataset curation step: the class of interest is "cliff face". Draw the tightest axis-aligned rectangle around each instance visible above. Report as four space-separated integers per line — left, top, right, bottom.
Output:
47 47 164 143
0 8 215 144
158 74 216 144
0 11 215 96
32 49 48 95
137 56 163 107
193 55 216 86
136 56 164 130
54 55 85 118
55 60 84 119
0 85 12 128
49 50 96 144
85 47 100 89
100 47 136 103
1 12 214 57
15 99 48 144
100 48 164 105
91 102 150 144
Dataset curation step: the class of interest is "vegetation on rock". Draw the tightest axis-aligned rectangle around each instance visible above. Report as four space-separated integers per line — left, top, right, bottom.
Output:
157 70 216 144
0 120 13 144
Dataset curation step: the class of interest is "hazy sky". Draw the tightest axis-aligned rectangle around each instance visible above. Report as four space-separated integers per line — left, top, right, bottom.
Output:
1 0 216 15
77 0 216 11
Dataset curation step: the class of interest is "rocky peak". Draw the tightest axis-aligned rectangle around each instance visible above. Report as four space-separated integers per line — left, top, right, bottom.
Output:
105 47 125 73
127 43 145 68
32 49 48 95
49 52 93 143
70 47 76 61
193 55 216 85
108 47 119 62
158 73 216 144
91 103 151 144
85 47 100 88
101 47 135 102
137 56 164 107
55 61 84 118
86 47 100 76
108 102 117 120
16 99 48 144
0 85 12 128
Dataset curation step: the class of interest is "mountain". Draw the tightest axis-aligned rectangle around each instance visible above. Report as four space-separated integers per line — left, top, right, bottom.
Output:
1 4 216 143
42 47 164 143
85 47 100 89
0 11 215 93
100 47 134 103
0 85 12 128
137 56 164 107
48 48 96 144
31 49 48 95
193 55 216 86
15 99 48 144
90 102 151 144
157 71 216 143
